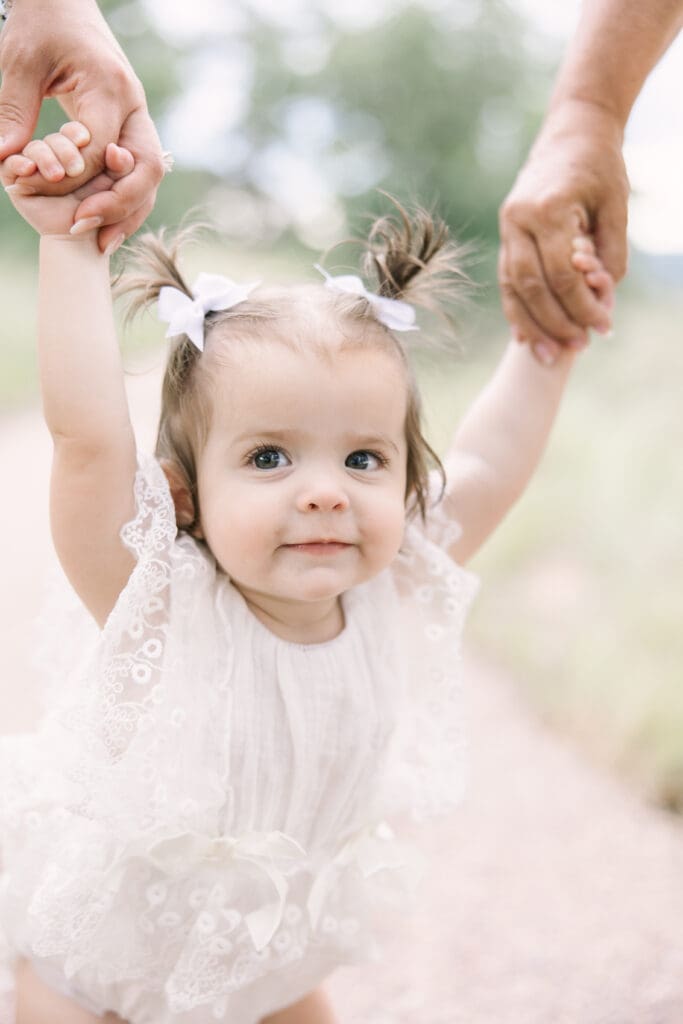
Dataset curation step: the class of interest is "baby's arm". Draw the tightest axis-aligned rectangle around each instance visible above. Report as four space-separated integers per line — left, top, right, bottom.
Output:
3 124 139 625
442 238 613 565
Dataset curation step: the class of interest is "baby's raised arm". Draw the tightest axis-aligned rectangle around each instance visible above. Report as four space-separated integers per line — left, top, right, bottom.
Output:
3 124 139 625
442 237 613 565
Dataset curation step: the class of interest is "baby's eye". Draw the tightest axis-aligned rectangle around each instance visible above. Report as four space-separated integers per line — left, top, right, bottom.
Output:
345 450 386 471
250 446 291 470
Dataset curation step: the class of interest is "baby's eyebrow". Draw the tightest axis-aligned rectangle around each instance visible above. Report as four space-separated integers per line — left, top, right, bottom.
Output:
353 435 400 455
231 428 301 446
230 428 400 454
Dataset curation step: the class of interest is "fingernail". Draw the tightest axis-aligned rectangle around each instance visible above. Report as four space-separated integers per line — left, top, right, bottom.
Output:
70 216 103 235
533 342 556 367
62 124 90 145
4 183 35 195
595 322 612 336
66 157 85 177
568 337 587 350
103 233 125 258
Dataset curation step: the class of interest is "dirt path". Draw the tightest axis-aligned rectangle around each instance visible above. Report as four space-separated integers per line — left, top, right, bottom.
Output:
326 658 683 1022
2 384 682 1023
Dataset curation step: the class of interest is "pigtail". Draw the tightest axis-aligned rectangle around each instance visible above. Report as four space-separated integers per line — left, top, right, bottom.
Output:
115 226 196 319
115 225 212 533
357 198 471 521
114 223 208 390
362 197 470 316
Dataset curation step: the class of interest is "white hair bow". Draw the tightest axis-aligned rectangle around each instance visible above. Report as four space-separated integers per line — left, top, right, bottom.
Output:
314 264 418 332
157 273 260 352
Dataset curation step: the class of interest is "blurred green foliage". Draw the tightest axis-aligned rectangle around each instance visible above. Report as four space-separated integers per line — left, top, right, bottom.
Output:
249 2 544 238
1 0 556 266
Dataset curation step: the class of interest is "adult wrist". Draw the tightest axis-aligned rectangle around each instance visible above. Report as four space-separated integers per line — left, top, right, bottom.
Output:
536 97 625 153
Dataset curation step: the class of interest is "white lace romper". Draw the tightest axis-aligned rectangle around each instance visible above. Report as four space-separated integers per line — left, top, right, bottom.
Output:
0 454 477 1024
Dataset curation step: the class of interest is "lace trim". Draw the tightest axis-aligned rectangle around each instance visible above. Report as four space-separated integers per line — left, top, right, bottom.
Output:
1 816 420 1018
385 518 479 821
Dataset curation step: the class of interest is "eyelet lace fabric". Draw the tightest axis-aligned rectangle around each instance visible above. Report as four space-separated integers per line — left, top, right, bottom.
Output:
0 457 477 1024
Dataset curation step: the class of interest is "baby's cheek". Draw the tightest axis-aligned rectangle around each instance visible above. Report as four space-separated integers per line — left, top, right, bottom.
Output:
369 498 406 565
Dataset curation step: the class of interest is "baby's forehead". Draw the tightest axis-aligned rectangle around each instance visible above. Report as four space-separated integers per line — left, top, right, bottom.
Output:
206 339 409 443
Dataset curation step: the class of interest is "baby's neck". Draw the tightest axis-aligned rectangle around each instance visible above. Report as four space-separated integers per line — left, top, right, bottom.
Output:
239 590 345 644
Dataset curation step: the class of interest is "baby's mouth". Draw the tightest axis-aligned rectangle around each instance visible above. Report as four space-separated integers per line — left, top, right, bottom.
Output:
283 540 352 555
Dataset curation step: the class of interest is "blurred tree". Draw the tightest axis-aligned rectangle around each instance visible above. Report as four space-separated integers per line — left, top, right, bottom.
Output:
1 0 555 261
243 1 550 251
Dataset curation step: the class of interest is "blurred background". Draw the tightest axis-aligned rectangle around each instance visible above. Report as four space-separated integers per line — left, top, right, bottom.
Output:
1 0 682 813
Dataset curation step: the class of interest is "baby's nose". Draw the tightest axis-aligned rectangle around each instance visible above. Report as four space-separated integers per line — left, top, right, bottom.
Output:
296 476 350 513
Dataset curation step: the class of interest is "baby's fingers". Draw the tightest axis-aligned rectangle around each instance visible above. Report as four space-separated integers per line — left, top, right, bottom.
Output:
1 153 36 183
586 269 615 312
23 134 85 182
59 121 91 148
571 250 602 274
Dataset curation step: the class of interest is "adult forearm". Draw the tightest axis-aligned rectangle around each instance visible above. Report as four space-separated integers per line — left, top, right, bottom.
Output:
549 0 683 127
39 236 134 448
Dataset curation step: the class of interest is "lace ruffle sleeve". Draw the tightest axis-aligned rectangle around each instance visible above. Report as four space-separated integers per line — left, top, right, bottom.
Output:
380 476 479 823
26 455 226 836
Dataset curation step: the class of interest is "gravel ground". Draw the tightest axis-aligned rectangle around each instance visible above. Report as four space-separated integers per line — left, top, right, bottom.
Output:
2 386 682 1024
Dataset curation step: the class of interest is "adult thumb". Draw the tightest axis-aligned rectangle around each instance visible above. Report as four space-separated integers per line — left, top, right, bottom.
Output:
594 188 629 284
0 76 42 158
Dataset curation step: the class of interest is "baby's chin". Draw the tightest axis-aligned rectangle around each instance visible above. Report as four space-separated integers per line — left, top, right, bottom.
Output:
231 564 379 608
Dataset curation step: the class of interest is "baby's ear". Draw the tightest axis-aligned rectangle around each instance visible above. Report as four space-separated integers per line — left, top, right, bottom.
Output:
159 459 204 537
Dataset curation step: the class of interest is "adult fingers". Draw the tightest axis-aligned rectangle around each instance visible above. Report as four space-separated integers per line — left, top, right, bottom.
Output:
501 197 611 340
498 223 589 346
59 67 144 178
536 224 612 334
92 142 152 253
71 108 164 248
72 152 162 228
594 189 629 283
98 193 157 255
0 44 45 158
10 70 145 197
104 142 135 178
498 245 581 366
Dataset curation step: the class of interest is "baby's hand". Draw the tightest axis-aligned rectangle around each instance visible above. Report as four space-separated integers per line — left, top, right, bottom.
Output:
518 234 615 366
2 122 134 244
569 235 615 322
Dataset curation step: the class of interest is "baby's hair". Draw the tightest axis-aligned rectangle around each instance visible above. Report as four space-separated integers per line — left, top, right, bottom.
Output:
116 201 468 531
361 198 470 313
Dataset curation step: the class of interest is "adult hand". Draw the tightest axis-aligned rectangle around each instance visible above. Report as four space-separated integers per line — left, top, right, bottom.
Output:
499 101 629 363
0 0 165 251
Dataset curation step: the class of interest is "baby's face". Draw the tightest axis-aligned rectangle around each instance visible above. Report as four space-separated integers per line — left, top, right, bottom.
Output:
195 341 408 615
